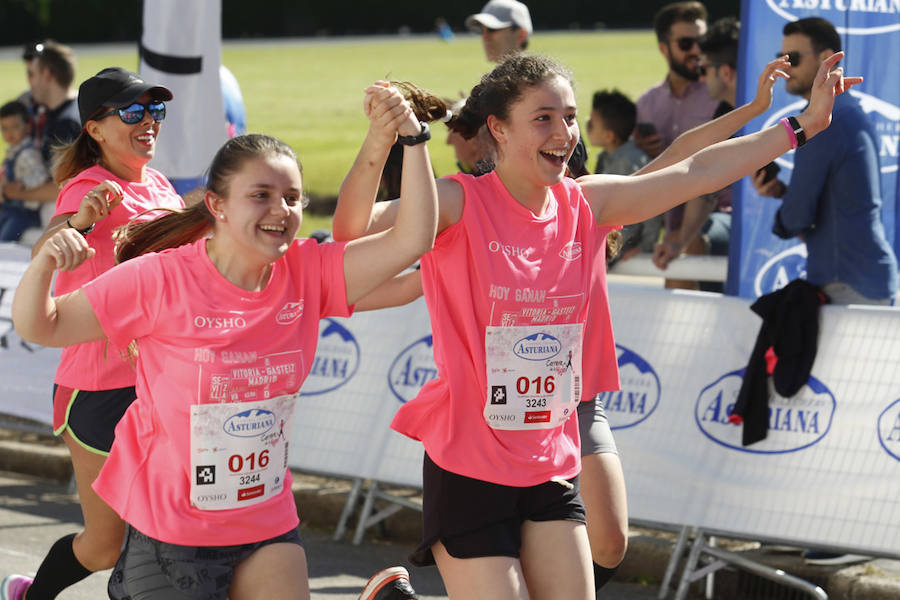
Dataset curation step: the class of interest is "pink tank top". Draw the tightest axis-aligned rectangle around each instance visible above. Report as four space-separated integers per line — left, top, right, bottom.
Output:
391 172 619 486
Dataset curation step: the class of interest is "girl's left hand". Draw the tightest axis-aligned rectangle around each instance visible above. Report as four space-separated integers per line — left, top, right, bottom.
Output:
363 82 413 146
38 228 96 272
803 51 863 136
749 56 790 115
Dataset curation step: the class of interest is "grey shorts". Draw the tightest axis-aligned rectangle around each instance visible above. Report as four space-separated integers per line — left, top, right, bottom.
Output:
577 395 619 457
108 525 303 600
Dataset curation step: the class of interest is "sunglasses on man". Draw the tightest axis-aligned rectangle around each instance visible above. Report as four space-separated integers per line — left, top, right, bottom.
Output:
673 36 700 51
95 101 167 125
776 51 812 67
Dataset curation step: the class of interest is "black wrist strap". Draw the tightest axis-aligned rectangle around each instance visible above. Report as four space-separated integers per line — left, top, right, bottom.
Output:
66 216 95 236
787 116 807 147
397 121 430 146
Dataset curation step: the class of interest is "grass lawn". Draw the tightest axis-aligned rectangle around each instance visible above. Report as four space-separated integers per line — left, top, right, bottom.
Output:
0 31 665 235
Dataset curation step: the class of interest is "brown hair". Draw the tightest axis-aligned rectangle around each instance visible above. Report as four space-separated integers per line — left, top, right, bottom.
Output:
653 1 708 42
33 40 76 89
451 54 573 142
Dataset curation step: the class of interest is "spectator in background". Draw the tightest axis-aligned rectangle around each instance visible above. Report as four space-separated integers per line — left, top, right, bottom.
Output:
17 41 48 141
754 17 897 309
0 100 50 241
465 0 532 63
2 40 80 212
635 1 720 289
587 90 658 263
652 15 740 290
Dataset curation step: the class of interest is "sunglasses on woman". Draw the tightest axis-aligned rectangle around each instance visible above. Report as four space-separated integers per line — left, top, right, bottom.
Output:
96 101 166 125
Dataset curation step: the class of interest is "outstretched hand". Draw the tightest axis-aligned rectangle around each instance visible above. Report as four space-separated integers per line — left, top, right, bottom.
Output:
362 81 418 147
749 56 790 115
37 227 96 272
803 51 863 136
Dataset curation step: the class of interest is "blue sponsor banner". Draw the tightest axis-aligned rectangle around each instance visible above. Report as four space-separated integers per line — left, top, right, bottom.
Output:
730 1 900 297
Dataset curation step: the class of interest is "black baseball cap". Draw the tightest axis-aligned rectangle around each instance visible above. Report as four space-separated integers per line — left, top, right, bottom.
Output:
78 67 173 126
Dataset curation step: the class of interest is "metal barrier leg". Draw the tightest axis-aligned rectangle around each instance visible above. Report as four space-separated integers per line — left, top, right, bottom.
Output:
705 536 716 600
700 545 828 600
352 480 379 545
333 477 363 541
674 528 706 600
658 525 691 600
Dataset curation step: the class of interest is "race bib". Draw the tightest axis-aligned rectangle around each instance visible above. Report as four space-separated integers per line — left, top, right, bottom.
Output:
190 393 296 510
484 323 583 430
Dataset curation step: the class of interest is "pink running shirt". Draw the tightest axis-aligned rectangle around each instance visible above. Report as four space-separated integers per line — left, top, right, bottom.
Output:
391 172 619 486
85 238 351 546
53 164 184 391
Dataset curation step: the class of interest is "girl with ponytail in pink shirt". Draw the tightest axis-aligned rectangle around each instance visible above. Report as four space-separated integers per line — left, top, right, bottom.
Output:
13 83 438 600
335 53 859 599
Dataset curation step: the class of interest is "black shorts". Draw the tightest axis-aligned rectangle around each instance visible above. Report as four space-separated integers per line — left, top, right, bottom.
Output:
411 453 585 566
108 525 304 600
52 384 136 454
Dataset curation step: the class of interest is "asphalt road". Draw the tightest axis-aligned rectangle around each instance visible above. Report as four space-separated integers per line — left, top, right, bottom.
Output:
0 471 658 599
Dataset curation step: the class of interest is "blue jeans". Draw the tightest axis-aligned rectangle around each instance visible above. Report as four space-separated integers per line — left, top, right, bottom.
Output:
0 200 41 242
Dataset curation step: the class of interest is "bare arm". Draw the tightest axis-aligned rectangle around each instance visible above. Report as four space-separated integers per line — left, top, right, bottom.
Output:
583 53 859 226
3 180 58 205
636 56 791 176
13 228 106 347
30 180 124 258
354 268 424 311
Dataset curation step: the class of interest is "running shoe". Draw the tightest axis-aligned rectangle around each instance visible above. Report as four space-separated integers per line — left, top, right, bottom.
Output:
358 566 418 600
1 574 33 600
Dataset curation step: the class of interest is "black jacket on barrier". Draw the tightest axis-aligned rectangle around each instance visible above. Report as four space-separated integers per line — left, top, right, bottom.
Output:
732 279 825 446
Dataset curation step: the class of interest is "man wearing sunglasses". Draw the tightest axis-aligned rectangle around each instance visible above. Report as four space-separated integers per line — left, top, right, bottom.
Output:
753 17 897 308
465 0 532 63
635 1 720 289
1 40 81 220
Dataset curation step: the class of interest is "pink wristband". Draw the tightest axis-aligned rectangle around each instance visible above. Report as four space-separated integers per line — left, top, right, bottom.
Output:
780 117 798 150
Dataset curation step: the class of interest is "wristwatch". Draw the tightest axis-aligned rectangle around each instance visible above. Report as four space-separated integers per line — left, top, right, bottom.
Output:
786 116 807 147
396 121 431 146
66 216 95 236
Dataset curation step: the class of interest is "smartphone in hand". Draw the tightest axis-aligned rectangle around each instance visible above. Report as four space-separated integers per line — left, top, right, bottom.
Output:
756 161 781 184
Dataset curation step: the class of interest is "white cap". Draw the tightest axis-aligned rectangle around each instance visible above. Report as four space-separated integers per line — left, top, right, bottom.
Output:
466 0 533 35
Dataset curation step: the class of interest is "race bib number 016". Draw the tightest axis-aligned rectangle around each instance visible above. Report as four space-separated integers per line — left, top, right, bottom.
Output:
484 323 583 430
190 394 296 510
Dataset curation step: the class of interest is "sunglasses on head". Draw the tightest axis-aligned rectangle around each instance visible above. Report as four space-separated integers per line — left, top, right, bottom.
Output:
674 36 700 51
95 101 166 125
777 51 809 67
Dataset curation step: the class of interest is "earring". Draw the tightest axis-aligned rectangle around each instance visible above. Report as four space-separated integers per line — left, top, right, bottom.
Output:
218 214 226 221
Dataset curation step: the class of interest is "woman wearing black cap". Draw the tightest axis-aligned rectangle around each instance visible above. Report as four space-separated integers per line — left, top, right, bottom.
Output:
1 67 184 600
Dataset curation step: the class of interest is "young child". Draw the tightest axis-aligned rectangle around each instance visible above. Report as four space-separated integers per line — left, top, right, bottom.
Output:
586 90 659 262
0 100 49 241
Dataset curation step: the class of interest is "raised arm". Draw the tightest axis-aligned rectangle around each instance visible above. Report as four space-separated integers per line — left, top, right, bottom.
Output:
30 180 124 257
582 53 859 226
636 56 791 176
13 228 106 347
341 89 439 306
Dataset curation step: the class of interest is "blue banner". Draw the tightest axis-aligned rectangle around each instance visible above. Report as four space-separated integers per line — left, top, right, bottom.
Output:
729 1 900 298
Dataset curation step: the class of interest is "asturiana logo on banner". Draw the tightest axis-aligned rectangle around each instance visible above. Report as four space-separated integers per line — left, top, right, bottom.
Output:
766 0 900 35
877 397 900 462
299 318 359 396
763 92 899 175
513 332 561 361
754 244 807 296
596 345 661 430
694 369 836 453
224 408 276 438
388 335 438 403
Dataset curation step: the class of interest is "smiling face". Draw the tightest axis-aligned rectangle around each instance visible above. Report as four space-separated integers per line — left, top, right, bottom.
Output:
87 92 161 180
489 74 579 191
210 153 303 265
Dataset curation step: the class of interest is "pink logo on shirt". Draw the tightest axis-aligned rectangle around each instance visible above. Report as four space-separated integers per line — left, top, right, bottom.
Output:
559 241 583 261
276 301 304 325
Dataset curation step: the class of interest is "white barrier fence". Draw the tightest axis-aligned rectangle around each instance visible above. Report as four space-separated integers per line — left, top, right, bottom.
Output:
2 242 898 559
